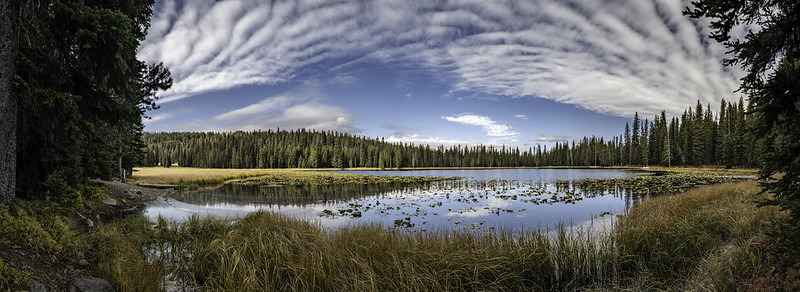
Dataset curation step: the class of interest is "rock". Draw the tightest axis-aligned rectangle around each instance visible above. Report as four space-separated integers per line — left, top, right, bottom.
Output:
69 277 113 292
28 279 47 292
76 212 94 228
79 259 89 266
101 193 117 206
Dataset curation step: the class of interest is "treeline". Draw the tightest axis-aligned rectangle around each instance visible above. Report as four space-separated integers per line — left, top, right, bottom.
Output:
549 98 758 168
143 98 757 169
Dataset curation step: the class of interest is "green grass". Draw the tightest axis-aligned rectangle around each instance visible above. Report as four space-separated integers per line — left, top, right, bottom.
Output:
0 175 784 290
130 166 456 189
612 181 777 289
0 258 29 291
84 180 776 291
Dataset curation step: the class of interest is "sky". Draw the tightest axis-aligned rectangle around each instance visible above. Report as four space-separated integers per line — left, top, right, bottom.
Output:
138 0 747 148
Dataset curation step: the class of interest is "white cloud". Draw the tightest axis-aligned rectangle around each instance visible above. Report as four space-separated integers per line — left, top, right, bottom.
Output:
213 95 294 121
385 133 470 147
515 114 528 120
140 0 744 118
536 134 573 142
187 81 358 133
328 75 358 86
443 114 518 137
143 113 172 127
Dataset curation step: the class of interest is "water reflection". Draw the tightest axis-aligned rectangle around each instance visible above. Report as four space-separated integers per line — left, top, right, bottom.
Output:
169 182 430 206
144 169 675 232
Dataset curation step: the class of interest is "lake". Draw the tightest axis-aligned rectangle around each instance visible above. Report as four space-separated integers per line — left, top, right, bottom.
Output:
143 168 650 232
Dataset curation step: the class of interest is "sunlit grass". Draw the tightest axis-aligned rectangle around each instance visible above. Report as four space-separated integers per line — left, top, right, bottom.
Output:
612 180 778 289
82 180 778 291
129 166 454 189
128 167 287 185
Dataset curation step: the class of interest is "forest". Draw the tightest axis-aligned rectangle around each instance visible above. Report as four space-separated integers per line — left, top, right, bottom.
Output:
143 98 757 169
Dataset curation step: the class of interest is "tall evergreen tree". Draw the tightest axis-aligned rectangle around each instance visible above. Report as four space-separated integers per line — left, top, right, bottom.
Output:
687 0 800 243
9 0 171 202
0 1 17 204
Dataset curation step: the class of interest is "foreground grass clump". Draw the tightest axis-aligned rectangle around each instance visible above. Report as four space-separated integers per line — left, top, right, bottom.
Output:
186 213 606 291
0 203 82 258
0 258 29 291
614 181 778 289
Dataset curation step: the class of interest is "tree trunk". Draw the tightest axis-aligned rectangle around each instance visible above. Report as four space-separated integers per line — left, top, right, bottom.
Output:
0 3 18 204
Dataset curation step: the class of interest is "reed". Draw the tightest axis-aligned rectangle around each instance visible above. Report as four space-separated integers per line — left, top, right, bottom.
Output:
92 180 777 290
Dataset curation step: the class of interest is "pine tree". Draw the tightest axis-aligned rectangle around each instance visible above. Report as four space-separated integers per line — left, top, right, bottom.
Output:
688 0 800 243
632 113 640 165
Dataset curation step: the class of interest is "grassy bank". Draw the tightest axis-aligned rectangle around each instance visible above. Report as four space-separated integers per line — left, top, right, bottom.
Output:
95 181 783 290
2 177 789 290
129 167 455 188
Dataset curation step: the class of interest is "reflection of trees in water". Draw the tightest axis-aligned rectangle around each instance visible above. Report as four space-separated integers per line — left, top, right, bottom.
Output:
551 180 653 210
170 182 440 206
168 176 722 210
169 179 533 207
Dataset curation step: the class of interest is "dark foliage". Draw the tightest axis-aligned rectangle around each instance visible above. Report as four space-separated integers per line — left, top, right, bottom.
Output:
11 0 171 201
686 0 800 244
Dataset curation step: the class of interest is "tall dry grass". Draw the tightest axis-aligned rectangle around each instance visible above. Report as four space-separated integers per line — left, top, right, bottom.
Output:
97 180 777 290
128 167 282 185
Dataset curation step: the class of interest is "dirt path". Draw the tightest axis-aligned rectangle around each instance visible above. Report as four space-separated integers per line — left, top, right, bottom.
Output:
100 180 172 203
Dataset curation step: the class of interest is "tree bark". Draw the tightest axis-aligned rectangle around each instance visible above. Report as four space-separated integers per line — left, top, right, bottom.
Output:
0 2 18 204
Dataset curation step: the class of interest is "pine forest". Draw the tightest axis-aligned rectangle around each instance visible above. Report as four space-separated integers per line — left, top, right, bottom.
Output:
143 98 757 169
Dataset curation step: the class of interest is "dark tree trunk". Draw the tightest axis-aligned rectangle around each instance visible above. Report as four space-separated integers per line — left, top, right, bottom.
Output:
0 3 18 204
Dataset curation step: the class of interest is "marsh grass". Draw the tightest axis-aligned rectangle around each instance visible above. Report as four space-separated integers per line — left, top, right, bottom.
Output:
129 167 454 189
182 214 613 291
612 181 778 289
128 167 284 187
93 180 777 290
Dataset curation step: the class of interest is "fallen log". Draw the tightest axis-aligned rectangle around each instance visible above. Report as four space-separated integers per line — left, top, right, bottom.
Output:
135 183 177 189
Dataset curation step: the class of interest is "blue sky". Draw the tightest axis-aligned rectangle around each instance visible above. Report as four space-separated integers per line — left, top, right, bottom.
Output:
138 0 746 147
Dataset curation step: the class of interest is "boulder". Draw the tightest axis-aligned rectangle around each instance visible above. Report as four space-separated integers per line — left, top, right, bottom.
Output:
101 193 117 206
28 279 47 292
69 277 113 292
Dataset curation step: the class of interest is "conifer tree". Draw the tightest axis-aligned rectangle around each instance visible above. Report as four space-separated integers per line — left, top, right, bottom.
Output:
687 0 800 243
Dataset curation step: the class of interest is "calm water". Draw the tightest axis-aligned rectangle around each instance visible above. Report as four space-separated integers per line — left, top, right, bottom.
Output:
143 169 648 232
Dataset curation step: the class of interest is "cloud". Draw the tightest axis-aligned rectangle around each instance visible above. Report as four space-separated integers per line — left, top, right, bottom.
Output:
143 113 172 127
515 114 528 120
187 81 358 133
536 134 573 142
328 75 358 86
140 0 744 118
385 133 470 147
213 95 294 121
443 114 518 137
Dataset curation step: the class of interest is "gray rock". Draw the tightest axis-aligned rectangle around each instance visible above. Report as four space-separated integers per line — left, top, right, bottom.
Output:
79 258 89 266
28 279 47 292
69 277 113 292
101 193 117 206
76 212 94 228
